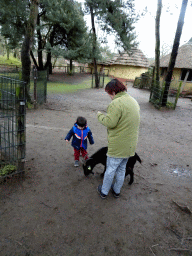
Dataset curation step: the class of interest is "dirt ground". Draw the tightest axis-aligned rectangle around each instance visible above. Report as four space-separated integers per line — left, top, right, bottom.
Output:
0 73 192 256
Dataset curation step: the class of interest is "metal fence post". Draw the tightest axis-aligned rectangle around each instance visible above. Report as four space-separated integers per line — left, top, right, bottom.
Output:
16 81 26 171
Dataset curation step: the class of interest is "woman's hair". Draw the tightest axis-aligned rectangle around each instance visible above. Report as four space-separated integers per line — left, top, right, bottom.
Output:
76 116 87 127
105 79 127 95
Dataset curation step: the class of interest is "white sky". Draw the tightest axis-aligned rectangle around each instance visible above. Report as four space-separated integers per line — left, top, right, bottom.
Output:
76 0 192 58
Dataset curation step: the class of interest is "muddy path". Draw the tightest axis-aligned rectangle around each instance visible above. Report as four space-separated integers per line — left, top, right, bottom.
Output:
0 74 192 256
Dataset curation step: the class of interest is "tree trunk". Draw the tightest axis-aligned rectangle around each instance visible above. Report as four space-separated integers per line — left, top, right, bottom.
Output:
162 0 188 106
21 0 39 103
44 52 52 74
30 50 39 69
5 40 9 60
49 61 52 75
37 13 44 70
155 0 162 83
70 59 73 74
90 5 99 88
7 48 10 60
21 35 31 101
44 28 55 74
152 0 162 101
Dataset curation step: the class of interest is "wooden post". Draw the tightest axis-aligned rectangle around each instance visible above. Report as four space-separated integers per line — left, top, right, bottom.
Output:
44 70 47 103
92 73 94 88
180 70 189 93
174 81 182 109
33 67 37 109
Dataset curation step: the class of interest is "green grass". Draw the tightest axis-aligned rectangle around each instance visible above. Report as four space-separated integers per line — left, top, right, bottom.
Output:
47 80 91 93
0 54 111 94
47 77 111 94
0 55 21 66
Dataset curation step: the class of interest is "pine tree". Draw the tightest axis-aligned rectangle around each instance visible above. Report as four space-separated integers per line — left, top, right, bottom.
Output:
30 0 91 74
85 0 138 88
0 0 27 56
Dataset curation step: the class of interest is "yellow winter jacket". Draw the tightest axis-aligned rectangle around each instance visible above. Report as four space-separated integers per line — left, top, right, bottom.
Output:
97 92 140 158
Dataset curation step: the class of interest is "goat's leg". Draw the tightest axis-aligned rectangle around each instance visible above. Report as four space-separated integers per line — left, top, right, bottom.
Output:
128 170 134 185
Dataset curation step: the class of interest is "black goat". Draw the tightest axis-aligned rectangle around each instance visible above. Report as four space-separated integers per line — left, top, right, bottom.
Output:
83 147 142 185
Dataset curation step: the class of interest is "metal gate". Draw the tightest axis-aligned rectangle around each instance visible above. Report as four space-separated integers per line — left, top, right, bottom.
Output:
31 67 47 106
0 75 26 170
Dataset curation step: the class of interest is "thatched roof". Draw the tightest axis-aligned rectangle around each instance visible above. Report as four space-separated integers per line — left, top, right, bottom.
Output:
160 40 192 69
103 48 149 68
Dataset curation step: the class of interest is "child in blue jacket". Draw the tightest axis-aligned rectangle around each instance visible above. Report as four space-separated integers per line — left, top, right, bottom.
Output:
65 116 94 167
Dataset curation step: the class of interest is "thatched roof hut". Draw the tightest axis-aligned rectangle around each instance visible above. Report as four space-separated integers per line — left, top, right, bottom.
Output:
104 48 149 68
160 39 192 69
158 39 192 92
97 48 149 81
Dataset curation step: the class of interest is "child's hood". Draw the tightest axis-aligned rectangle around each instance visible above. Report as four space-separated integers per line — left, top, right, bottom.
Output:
74 123 88 130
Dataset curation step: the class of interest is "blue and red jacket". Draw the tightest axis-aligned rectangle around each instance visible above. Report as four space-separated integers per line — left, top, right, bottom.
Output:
65 123 94 150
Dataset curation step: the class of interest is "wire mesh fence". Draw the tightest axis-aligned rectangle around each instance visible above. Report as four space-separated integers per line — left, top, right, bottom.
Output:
149 80 182 109
0 75 26 174
0 64 21 80
133 72 182 109
52 65 92 74
0 64 48 107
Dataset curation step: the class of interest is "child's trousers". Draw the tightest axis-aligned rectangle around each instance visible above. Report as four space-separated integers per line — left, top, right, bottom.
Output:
74 148 88 161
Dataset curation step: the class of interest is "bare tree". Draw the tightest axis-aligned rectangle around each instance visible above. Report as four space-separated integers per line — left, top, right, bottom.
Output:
161 43 172 58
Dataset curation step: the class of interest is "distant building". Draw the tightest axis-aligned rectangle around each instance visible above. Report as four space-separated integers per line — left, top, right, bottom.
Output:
89 48 149 81
159 39 192 91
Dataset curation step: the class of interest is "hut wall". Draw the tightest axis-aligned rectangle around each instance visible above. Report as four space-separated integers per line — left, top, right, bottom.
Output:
160 67 192 91
108 65 148 80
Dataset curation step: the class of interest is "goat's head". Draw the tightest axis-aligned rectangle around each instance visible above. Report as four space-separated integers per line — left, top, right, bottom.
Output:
83 158 94 176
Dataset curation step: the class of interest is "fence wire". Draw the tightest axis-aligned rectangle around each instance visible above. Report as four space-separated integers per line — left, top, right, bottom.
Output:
0 76 26 170
134 74 182 109
30 67 47 106
91 72 105 88
0 64 21 80
149 80 182 109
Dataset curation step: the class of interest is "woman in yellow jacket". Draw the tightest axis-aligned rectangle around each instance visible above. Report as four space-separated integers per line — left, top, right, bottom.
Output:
97 79 140 199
